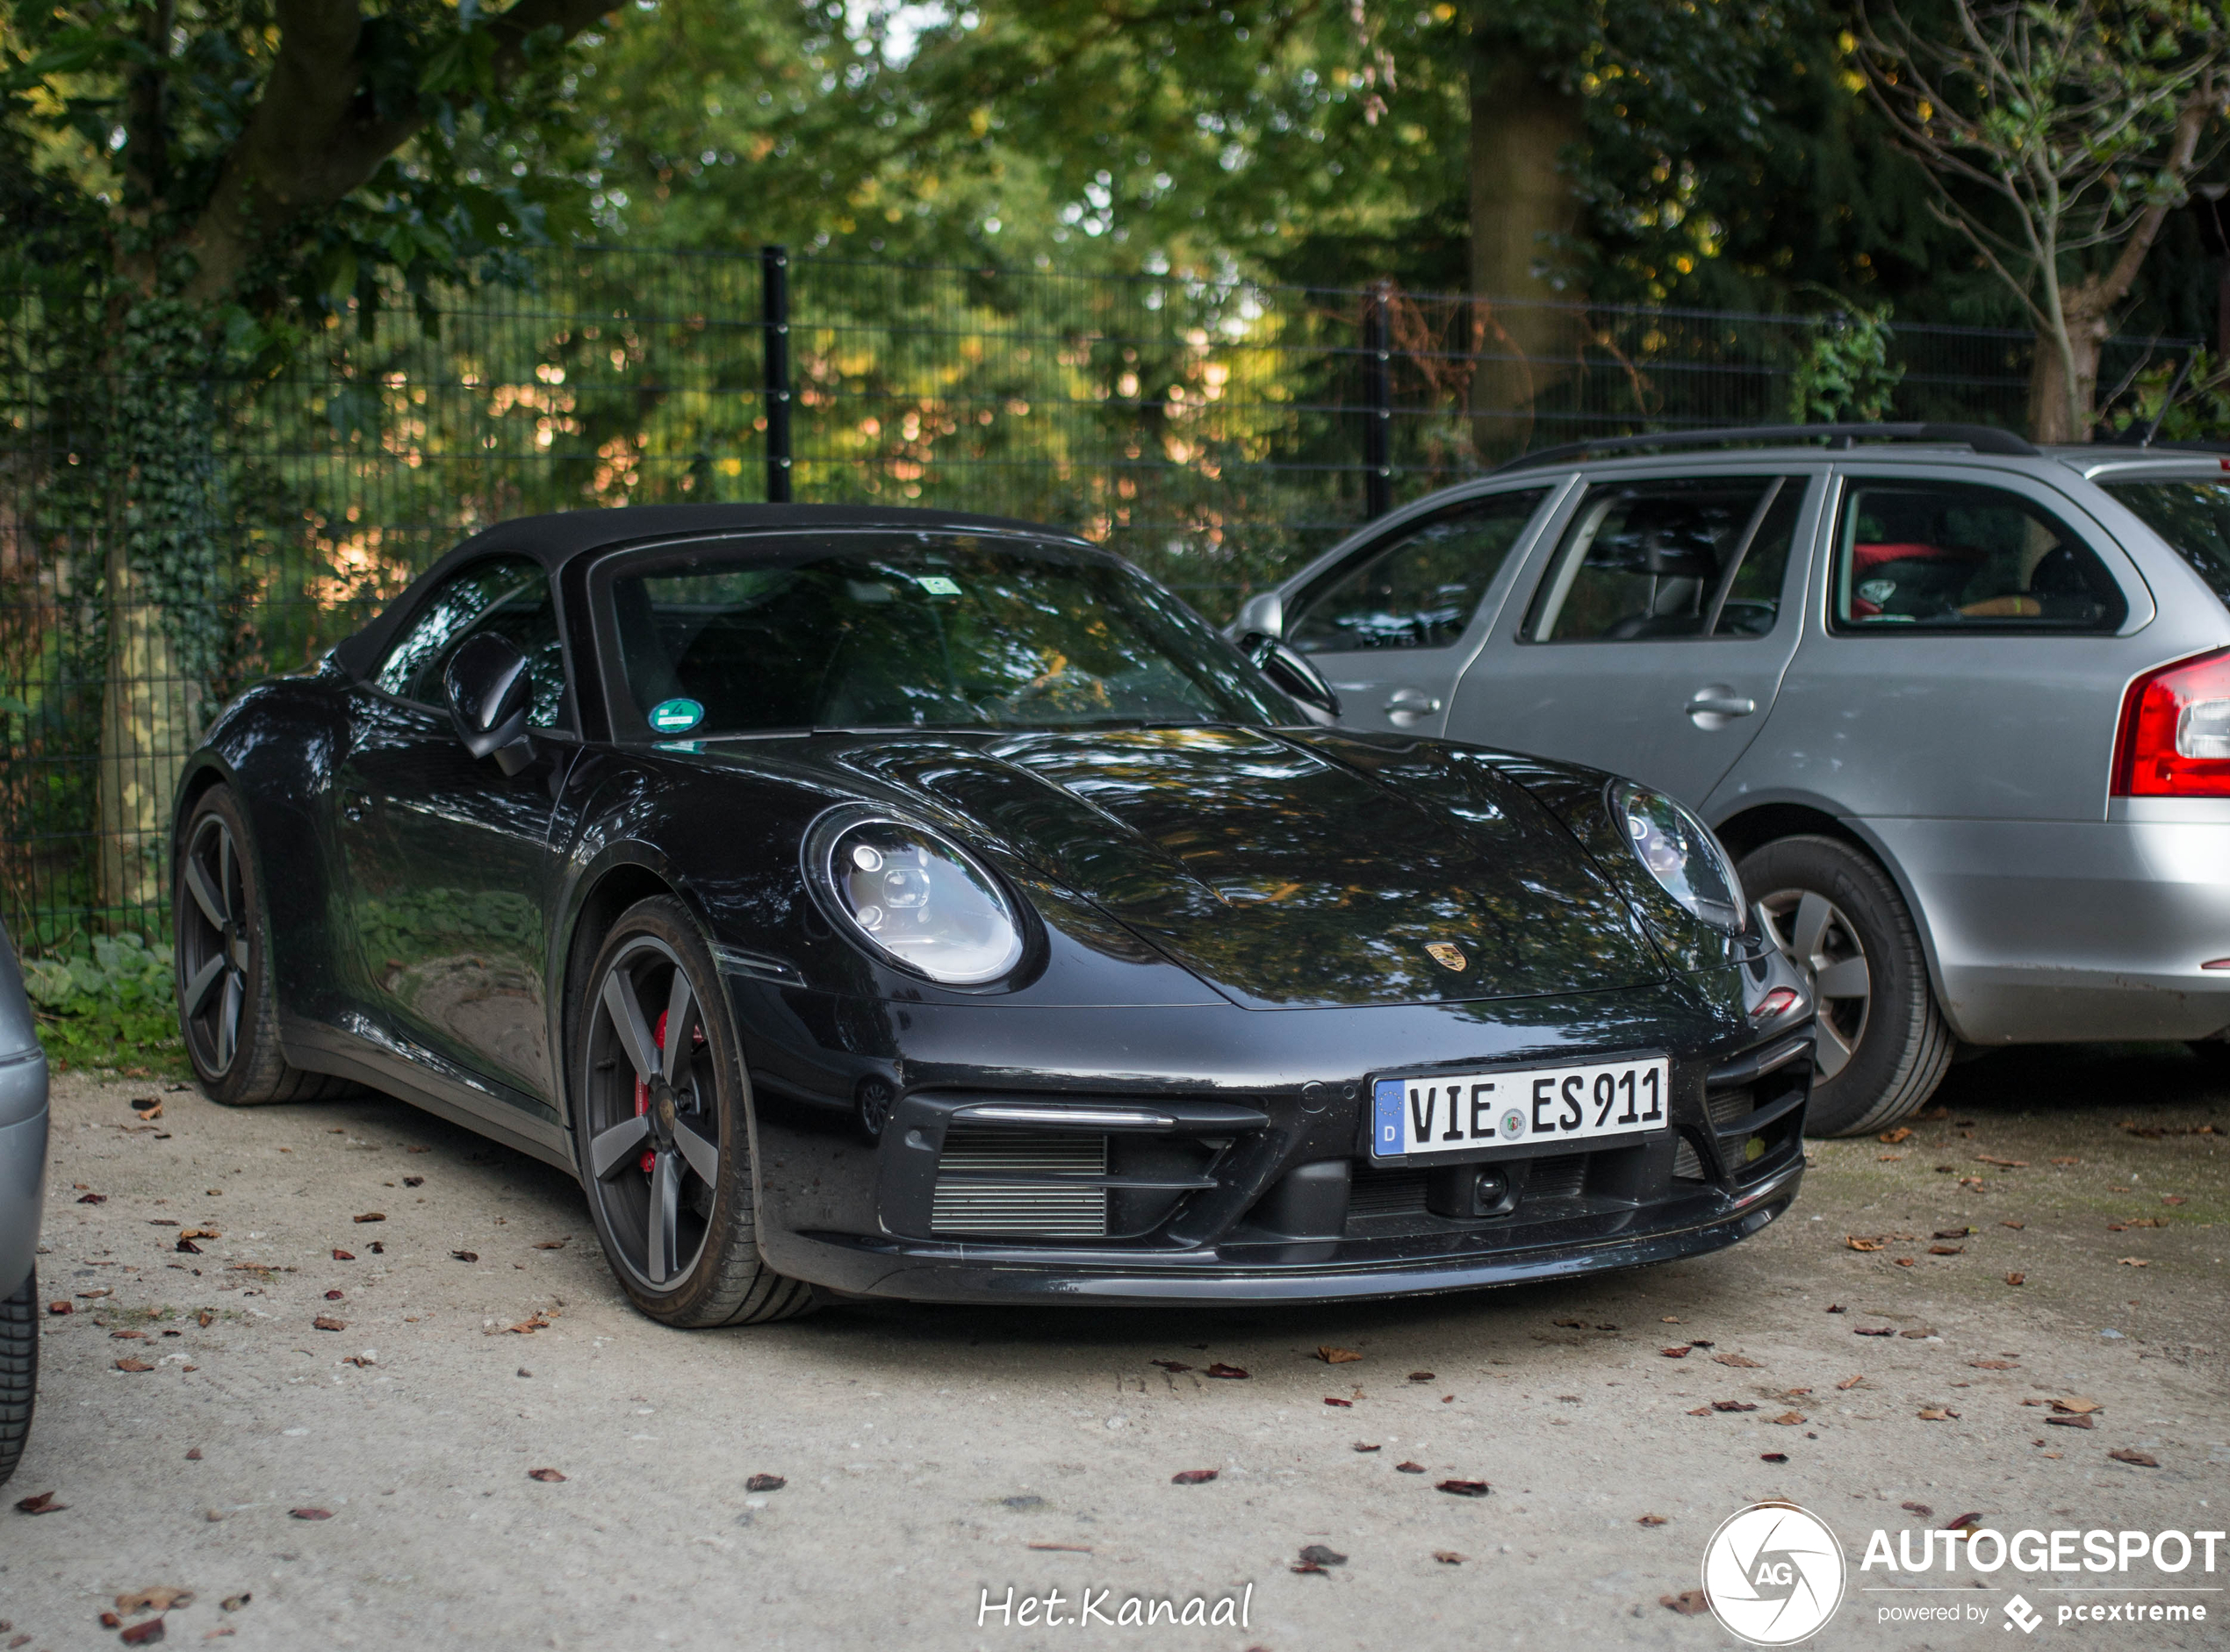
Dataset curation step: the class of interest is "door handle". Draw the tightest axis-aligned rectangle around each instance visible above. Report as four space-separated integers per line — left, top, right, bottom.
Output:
1685 689 1757 722
1385 687 1443 725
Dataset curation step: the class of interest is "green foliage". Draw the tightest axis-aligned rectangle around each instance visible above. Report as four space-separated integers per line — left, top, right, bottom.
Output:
2099 347 2230 440
20 930 186 1074
1789 299 1906 423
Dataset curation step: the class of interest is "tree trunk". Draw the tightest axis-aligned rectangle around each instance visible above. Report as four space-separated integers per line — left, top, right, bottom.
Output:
1467 17 1586 462
97 556 199 918
2026 307 2108 444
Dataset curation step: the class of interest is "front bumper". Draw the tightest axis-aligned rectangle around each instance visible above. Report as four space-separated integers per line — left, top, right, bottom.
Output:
737 952 1813 1306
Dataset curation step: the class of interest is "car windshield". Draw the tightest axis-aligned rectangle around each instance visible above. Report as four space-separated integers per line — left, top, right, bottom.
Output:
601 531 1291 737
2102 478 2230 605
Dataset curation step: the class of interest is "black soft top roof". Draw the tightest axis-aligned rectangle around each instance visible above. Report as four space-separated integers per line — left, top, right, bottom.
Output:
330 503 1091 679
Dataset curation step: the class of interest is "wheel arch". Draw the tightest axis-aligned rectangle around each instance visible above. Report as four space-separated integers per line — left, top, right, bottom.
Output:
1710 796 1967 1041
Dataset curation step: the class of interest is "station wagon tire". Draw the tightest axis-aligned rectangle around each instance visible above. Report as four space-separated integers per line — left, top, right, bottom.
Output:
0 1266 35 1488
573 897 814 1328
176 786 353 1105
1740 835 1953 1138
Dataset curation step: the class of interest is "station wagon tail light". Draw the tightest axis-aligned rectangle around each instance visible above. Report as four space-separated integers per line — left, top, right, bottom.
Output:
2113 647 2230 797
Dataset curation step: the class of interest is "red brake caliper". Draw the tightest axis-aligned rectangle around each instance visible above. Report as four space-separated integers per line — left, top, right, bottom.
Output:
636 1009 667 1175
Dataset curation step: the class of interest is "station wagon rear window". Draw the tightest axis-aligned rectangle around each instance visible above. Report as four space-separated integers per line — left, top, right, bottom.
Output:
2101 479 2230 606
1830 481 2126 633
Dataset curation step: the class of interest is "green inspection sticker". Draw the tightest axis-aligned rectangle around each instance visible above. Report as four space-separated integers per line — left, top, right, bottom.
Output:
915 574 962 596
648 697 704 734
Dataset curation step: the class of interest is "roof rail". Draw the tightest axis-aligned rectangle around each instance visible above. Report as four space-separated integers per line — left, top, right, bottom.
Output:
1493 421 2040 473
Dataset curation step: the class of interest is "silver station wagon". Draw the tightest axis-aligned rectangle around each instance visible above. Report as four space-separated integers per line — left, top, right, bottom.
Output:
1236 424 2230 1135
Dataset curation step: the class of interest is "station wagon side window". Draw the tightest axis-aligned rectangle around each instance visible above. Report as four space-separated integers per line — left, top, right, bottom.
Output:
373 555 571 728
1829 480 2127 634
1284 488 1550 654
1522 475 1808 643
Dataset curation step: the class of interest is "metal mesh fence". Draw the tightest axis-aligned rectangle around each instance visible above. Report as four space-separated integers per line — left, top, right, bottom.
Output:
0 245 2183 948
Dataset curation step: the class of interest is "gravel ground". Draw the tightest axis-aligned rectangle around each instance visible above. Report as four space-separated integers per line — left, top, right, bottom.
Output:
4 1045 2225 1650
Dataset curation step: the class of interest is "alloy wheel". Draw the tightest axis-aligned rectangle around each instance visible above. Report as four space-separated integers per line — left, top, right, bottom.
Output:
582 937 722 1289
177 814 252 1075
1757 887 1872 1081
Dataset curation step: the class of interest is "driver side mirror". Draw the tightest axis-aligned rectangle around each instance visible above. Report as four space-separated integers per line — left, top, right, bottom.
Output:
444 633 536 777
1240 631 1342 726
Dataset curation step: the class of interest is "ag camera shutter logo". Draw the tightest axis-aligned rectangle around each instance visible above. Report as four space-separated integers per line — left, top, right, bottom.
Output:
1703 1503 1847 1644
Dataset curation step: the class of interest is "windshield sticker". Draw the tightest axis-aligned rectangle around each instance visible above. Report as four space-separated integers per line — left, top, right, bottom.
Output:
648 697 705 734
915 574 962 596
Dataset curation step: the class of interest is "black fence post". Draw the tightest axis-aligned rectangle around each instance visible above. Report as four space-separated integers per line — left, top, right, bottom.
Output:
1363 280 1392 519
762 245 792 503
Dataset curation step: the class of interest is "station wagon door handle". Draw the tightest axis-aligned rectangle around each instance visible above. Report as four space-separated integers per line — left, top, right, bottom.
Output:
1385 687 1443 724
1685 690 1757 722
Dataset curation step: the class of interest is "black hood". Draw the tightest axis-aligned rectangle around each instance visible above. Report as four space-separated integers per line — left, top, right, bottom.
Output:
815 726 1665 1009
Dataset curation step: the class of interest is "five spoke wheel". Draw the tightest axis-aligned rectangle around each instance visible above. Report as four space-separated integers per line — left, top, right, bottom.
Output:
1757 887 1871 1081
177 813 252 1076
583 937 722 1289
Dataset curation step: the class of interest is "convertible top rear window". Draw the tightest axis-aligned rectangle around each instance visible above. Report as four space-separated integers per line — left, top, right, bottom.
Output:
600 532 1289 737
2102 479 2230 606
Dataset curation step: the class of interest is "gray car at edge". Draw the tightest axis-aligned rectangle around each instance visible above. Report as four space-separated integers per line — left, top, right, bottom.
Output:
0 917 48 1484
1236 424 2230 1136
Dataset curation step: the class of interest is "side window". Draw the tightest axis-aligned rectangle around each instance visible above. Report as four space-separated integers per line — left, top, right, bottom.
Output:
1831 481 2127 634
1286 488 1550 654
374 556 569 728
1524 476 1808 643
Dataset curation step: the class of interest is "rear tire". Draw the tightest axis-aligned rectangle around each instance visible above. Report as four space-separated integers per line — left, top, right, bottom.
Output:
0 1266 36 1489
572 897 814 1328
1740 834 1952 1138
175 786 353 1105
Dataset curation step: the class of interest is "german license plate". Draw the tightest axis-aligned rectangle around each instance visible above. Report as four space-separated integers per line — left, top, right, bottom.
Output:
1370 1056 1670 1160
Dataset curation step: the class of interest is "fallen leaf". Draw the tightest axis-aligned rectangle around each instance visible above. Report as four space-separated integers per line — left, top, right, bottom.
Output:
1394 1461 1426 1474
1170 1469 1218 1485
527 1468 565 1483
532 1239 566 1250
1323 1397 1352 1408
2050 1156 2079 1166
1902 1501 1933 1517
1436 1479 1490 1498
1659 1345 1692 1359
2108 1448 2159 1468
1969 1360 2016 1369
1316 1346 1362 1364
313 1316 346 1332
180 1228 219 1241
2162 1195 2187 1206
451 1251 478 1263
185 1447 202 1461
2001 1220 2025 1230
2006 1272 2026 1286
1298 1544 1347 1567
369 1242 385 1253
1895 1257 1917 1267
114 1356 154 1372
221 1595 248 1612
402 1175 424 1188
1780 1388 1813 1399
1899 1328 1937 1340
1975 1155 2028 1167
101 1614 121 1628
45 1301 71 1315
1759 1452 1788 1463
13 1490 64 1514
1351 1442 1381 1453
288 1508 332 1520
2052 1397 2102 1414
1837 1375 1866 1390
1958 1176 1985 1189
1772 1411 1807 1426
1943 1512 1982 1531
1854 1326 1895 1337
1433 1549 1467 1564
352 1212 385 1223
1637 1513 1668 1526
1552 1318 1586 1328
112 1329 146 1340
1845 1236 1885 1252
2117 1257 2149 1268
1661 1315 1681 1324
1204 1363 1249 1380
341 1355 374 1368
1712 1401 1759 1413
1878 1126 1914 1144
119 1618 165 1646
115 1590 193 1614
1406 1370 1435 1383
76 1192 105 1204
1916 1408 1957 1422
1824 1304 1845 1313
1712 1353 1761 1368
745 1474 785 1493
1662 1590 1710 1616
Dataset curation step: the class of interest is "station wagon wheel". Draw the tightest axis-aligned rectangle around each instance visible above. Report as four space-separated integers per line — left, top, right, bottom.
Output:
1737 835 1952 1139
574 898 813 1327
174 786 345 1105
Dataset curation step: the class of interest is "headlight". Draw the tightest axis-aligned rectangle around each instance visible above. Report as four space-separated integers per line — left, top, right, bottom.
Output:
811 814 1025 984
1611 781 1746 935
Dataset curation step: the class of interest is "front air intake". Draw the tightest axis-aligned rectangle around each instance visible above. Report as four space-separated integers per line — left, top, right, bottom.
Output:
930 1130 1109 1238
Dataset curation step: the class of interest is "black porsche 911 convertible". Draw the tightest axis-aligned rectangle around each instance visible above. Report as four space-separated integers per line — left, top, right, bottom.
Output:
171 504 1814 1325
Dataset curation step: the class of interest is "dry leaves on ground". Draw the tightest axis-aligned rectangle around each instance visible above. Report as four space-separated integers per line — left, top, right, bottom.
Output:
1855 1325 1895 1337
1323 1397 1352 1408
2118 1257 2150 1268
1759 1451 1788 1463
1928 1245 1963 1255
1713 1353 1761 1368
1394 1461 1426 1474
114 1357 154 1372
1916 1407 1959 1422
532 1239 566 1250
451 1251 478 1263
2108 1448 2160 1468
1845 1237 1885 1252
1771 1411 1807 1426
1902 1501 1932 1517
1352 1442 1381 1453
1637 1514 1668 1526
1969 1360 2017 1370
352 1212 385 1224
1662 1591 1710 1615
1291 1544 1347 1575
1407 1370 1435 1383
115 1590 192 1614
1711 1401 1758 1413
527 1469 565 1483
1878 1127 1914 1144
312 1316 346 1332
1205 1362 1249 1380
2006 1273 2027 1286
1433 1550 1467 1564
118 1618 165 1646
1436 1479 1491 1498
1901 1328 1937 1340
1316 1346 1362 1364
1170 1469 1218 1485
1660 1345 1693 1358
1944 1512 1982 1531
745 1474 785 1492
1837 1375 1866 1390
13 1491 63 1515
288 1508 332 1520
1975 1155 2028 1167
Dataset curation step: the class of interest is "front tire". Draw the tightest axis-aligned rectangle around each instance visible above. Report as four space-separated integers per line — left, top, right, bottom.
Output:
0 1267 36 1489
573 897 812 1327
175 786 350 1104
1740 834 1952 1138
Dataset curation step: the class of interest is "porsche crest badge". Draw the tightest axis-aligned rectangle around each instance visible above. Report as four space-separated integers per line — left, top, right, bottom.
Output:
1425 941 1467 972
